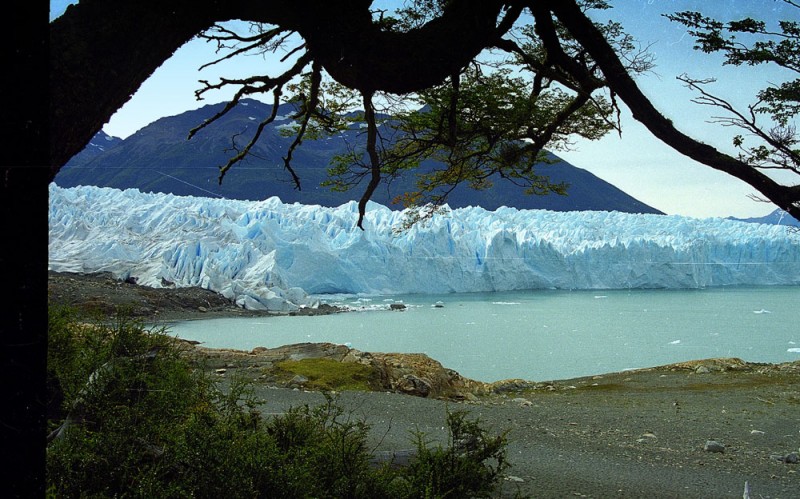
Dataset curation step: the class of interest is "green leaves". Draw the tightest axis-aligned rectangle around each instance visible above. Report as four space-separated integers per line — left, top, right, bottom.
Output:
322 62 612 218
46 311 513 498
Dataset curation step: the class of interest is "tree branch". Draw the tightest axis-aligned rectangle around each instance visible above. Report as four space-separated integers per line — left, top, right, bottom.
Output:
547 0 800 221
187 52 311 139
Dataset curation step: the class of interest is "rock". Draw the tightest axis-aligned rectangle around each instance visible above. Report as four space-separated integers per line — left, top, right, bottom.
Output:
215 368 227 375
704 440 725 453
784 452 799 464
390 303 407 311
290 374 308 386
198 306 208 313
695 366 711 374
637 433 657 443
511 397 532 407
749 430 765 435
185 341 488 400
489 379 538 393
396 374 431 397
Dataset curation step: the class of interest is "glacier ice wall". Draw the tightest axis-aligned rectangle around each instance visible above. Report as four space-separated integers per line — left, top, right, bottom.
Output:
49 185 800 310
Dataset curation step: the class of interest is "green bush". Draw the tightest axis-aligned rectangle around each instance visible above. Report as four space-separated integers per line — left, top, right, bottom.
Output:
46 308 513 498
405 411 510 498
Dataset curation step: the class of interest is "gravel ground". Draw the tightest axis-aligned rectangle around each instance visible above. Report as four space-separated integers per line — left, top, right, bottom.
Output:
233 364 800 499
50 271 800 498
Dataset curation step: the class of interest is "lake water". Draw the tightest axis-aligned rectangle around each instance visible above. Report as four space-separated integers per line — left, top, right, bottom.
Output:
168 286 800 382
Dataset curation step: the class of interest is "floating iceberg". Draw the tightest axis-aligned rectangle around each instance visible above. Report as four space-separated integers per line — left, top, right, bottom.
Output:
48 185 800 310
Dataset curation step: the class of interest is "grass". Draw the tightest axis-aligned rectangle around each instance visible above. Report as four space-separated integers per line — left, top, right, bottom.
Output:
274 358 381 391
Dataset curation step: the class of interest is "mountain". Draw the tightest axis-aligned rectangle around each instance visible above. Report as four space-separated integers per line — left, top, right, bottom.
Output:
65 130 124 164
730 209 800 228
49 184 800 311
56 99 662 214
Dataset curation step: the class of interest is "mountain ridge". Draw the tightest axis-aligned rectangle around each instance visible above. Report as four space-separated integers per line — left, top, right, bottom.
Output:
57 98 663 214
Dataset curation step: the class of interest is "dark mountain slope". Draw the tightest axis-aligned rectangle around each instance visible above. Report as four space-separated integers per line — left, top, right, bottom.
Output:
57 99 663 214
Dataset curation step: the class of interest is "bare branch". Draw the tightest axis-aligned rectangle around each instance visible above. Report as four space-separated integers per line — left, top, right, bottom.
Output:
188 52 311 140
548 0 800 221
217 88 282 183
282 61 325 190
678 74 799 172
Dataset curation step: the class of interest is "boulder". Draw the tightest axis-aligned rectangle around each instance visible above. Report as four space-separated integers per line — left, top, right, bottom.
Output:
184 341 489 400
396 374 432 397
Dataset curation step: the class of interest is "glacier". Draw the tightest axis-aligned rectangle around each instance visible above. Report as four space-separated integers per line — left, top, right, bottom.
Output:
49 184 800 311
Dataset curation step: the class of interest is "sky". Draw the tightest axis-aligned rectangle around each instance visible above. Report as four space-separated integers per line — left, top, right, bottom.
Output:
50 1 798 219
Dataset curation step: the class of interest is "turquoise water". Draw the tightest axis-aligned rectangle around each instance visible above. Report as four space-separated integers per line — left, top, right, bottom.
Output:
168 286 800 382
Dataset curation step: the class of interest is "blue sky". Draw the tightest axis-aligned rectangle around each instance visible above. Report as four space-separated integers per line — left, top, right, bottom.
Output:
50 1 798 218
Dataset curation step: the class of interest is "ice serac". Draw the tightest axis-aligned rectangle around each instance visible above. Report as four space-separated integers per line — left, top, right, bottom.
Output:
48 185 800 310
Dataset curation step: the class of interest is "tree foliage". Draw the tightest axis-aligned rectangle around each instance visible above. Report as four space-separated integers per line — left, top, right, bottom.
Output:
49 0 800 223
666 3 799 202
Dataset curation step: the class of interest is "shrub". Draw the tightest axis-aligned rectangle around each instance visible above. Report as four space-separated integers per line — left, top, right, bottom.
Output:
404 410 510 498
46 308 514 498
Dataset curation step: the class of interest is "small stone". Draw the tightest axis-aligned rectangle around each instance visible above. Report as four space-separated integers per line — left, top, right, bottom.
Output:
637 433 657 443
750 430 765 435
785 453 799 464
290 374 308 385
215 368 227 375
511 397 531 407
504 475 524 483
695 366 711 374
704 440 725 453
198 306 208 312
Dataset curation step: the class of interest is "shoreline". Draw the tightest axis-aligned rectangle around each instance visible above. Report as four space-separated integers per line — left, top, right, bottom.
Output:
50 270 799 384
49 271 800 497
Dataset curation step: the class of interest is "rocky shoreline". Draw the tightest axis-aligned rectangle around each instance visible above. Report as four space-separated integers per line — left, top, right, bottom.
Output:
47 270 343 321
198 340 799 498
49 271 800 497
